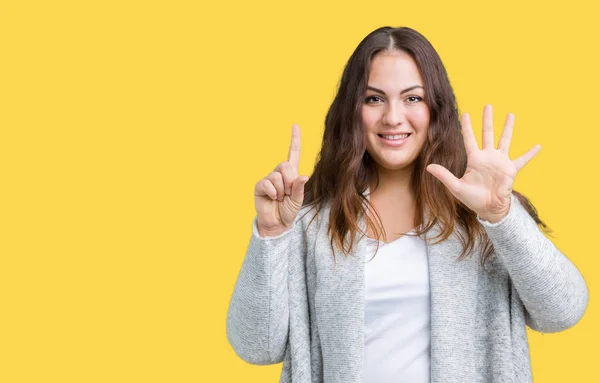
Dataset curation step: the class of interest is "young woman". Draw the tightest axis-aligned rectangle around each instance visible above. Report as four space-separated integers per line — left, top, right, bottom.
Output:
226 26 588 383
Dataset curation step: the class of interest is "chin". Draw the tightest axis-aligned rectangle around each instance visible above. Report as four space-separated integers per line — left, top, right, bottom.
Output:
377 160 415 172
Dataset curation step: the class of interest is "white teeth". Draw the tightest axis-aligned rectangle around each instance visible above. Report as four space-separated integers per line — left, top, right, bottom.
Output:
382 134 409 140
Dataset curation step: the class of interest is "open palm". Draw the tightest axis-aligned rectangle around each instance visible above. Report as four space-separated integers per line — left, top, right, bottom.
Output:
426 104 541 222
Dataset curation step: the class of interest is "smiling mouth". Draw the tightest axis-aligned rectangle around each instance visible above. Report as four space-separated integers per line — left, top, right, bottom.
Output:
378 133 411 140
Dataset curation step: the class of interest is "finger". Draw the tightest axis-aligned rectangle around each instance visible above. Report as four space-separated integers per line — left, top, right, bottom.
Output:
274 161 298 195
426 164 462 196
287 124 301 172
498 113 514 154
461 113 479 156
266 171 285 201
255 179 278 200
513 144 541 172
291 175 309 205
482 104 495 150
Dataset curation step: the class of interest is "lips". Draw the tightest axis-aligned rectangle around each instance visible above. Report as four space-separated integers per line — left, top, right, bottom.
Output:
377 133 410 147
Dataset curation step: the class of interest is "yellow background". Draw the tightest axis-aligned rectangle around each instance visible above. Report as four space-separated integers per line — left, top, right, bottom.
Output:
1 0 597 381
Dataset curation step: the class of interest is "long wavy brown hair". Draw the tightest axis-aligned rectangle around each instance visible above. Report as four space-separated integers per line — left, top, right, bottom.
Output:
299 26 550 267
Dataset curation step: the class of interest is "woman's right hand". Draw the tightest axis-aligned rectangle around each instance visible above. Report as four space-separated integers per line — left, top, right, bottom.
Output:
254 124 309 237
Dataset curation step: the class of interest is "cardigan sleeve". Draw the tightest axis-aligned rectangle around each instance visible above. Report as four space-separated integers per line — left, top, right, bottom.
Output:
226 213 306 365
477 193 589 333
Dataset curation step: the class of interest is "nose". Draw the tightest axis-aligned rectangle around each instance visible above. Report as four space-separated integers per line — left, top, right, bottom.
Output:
382 100 407 126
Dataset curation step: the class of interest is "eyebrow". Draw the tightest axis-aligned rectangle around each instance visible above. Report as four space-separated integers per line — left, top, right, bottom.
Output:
366 85 424 95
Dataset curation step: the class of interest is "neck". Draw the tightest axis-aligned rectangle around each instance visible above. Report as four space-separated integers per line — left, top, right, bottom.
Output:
369 164 415 201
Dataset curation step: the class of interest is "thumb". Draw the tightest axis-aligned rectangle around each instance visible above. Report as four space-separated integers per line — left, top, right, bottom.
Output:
426 164 460 195
291 176 309 205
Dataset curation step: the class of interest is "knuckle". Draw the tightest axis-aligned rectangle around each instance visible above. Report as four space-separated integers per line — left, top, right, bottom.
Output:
261 178 273 189
281 162 297 178
275 161 291 171
267 171 282 181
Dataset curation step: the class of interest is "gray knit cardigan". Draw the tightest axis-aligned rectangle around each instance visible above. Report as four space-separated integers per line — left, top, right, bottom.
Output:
226 192 588 382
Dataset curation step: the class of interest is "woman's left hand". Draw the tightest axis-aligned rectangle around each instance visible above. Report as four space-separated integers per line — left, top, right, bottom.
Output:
426 104 541 223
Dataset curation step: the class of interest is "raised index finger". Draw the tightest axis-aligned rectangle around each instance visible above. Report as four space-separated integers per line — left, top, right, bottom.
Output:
287 124 301 171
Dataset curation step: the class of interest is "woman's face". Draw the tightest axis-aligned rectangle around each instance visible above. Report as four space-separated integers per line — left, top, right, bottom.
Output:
362 50 430 173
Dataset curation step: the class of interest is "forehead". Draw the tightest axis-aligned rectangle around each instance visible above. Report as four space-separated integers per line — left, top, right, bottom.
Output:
367 50 424 90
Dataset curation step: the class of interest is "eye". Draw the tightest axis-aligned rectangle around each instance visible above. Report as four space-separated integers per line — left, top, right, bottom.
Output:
406 96 423 103
364 95 383 104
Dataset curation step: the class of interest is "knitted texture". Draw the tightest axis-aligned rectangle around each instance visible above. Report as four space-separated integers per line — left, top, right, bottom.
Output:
226 194 588 382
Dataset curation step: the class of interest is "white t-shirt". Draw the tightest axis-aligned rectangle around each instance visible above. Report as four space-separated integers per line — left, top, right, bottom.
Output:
364 232 431 383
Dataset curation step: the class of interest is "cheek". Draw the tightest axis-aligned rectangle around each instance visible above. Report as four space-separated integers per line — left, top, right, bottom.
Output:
409 106 430 128
361 107 380 130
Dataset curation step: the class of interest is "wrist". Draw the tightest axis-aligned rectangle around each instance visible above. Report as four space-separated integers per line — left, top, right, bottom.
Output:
478 212 506 224
478 206 510 224
257 222 291 238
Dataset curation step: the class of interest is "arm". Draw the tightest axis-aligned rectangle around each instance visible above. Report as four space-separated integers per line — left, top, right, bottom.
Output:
478 193 589 333
226 215 305 364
